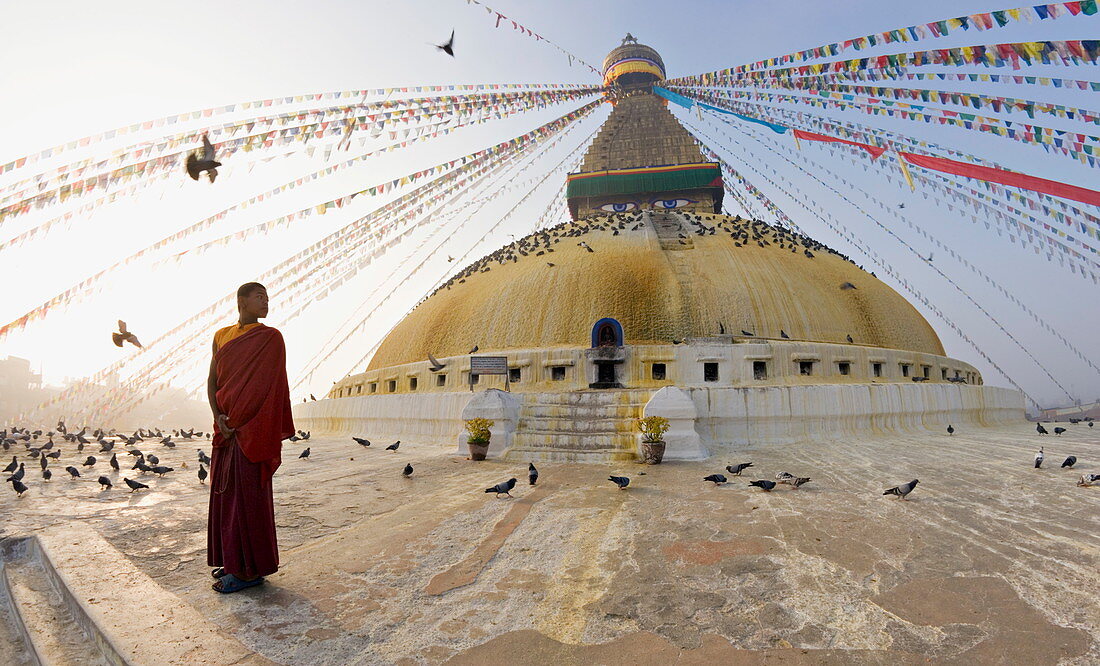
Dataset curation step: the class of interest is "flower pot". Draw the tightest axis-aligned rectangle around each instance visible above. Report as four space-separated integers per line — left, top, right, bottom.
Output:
642 440 665 464
467 440 490 461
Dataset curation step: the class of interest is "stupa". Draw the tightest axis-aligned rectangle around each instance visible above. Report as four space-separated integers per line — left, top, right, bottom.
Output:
295 37 1022 460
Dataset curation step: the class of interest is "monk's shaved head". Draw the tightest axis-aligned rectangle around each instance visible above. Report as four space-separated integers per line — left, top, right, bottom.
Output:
237 282 266 300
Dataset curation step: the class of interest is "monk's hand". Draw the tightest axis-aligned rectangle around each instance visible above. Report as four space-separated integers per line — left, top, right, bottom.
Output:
216 413 236 440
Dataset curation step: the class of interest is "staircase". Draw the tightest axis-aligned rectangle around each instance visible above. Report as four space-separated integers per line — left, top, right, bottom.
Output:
647 210 693 250
0 537 108 666
505 389 655 462
0 525 265 666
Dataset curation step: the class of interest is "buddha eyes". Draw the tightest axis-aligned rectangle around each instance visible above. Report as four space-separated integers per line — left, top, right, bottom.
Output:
597 199 695 212
651 198 694 209
599 202 638 212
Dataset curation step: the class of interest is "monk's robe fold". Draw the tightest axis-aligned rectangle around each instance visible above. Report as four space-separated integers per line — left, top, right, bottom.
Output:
208 325 295 580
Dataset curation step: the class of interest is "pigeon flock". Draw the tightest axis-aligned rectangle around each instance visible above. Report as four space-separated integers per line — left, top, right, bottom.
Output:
1 420 236 498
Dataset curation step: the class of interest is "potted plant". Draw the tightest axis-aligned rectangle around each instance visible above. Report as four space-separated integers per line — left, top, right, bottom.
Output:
464 417 495 461
637 416 670 464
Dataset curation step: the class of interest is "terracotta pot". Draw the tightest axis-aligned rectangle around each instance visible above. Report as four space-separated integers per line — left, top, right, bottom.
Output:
467 440 490 461
642 440 665 464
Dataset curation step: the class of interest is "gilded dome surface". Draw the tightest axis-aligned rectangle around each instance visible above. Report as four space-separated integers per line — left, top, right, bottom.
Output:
365 213 945 371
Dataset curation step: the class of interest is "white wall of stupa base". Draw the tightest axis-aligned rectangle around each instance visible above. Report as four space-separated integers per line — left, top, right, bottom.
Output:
295 372 1024 463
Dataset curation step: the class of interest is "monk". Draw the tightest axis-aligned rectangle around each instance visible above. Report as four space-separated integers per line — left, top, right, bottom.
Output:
207 282 295 593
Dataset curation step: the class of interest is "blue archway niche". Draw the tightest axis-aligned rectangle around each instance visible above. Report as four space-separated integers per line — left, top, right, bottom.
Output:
591 318 624 348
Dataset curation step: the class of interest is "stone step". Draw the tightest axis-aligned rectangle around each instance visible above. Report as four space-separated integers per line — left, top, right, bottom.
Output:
521 391 653 406
502 446 638 463
517 416 637 434
512 431 637 451
1 538 109 666
522 404 645 420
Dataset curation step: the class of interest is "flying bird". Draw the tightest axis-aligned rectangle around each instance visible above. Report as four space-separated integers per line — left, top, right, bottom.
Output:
124 477 148 492
528 462 538 486
112 320 142 348
883 479 919 499
435 29 455 57
726 462 753 476
485 477 517 497
386 441 400 452
703 474 727 486
402 463 413 477
608 475 630 489
428 353 446 372
186 133 221 182
98 476 112 490
1061 456 1077 468
749 479 776 492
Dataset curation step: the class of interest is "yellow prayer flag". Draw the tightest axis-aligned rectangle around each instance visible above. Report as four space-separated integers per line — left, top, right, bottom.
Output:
896 153 915 191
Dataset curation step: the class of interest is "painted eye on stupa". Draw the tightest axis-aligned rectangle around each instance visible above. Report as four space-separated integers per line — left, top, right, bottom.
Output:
598 202 638 212
650 198 695 209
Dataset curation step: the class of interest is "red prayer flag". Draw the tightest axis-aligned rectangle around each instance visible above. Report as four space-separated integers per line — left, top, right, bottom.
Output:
901 152 1100 207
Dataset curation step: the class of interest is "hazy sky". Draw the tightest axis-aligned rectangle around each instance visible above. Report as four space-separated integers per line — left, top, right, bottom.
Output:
1 0 1097 412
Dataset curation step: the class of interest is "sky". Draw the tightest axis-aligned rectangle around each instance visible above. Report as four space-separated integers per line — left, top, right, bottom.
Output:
0 0 1098 414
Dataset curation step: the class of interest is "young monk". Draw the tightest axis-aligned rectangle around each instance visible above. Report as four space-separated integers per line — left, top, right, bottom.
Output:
207 282 295 593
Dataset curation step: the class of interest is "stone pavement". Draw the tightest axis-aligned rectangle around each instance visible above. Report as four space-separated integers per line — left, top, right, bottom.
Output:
2 423 1098 664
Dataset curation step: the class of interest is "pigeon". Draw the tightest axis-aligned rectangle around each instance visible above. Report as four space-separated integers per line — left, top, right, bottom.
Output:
883 479 919 499
468 345 479 354
124 477 148 492
147 454 159 465
608 475 630 489
1036 423 1048 435
99 440 115 453
1061 456 1077 468
6 463 25 483
186 133 221 182
288 435 300 442
98 476 112 490
780 330 789 339
82 456 96 467
160 436 173 445
726 462 753 476
299 448 310 459
775 471 795 483
784 476 811 488
39 456 47 470
741 330 755 337
402 463 413 477
298 430 311 441
112 319 142 348
1090 422 1095 428
10 479 27 496
846 334 854 343
133 460 152 474
435 29 455 57
42 469 51 481
485 478 517 497
310 394 317 401
428 353 446 372
198 465 208 484
1035 447 1044 469
197 450 211 466
947 425 955 435
1053 427 1066 436
3 456 16 473
109 453 119 471
151 466 174 477
65 466 80 479
386 441 400 452
1077 473 1100 487
703 474 727 486
528 462 538 486
46 449 61 460
749 479 776 492
353 437 371 447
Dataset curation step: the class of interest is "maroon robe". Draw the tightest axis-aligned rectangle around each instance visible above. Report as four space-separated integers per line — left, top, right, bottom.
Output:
207 325 295 579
